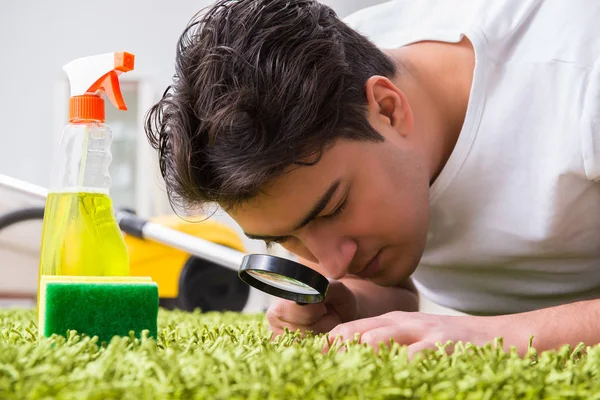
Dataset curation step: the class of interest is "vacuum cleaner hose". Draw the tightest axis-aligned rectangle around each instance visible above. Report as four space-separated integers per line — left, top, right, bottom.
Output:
0 207 45 232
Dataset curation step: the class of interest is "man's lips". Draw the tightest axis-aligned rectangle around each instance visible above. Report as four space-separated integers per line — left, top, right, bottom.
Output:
354 251 381 279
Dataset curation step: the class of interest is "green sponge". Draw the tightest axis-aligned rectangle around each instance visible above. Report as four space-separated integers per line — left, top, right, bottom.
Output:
38 275 159 344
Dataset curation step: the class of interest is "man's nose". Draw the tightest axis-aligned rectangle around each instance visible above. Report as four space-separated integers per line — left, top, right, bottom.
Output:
299 229 357 280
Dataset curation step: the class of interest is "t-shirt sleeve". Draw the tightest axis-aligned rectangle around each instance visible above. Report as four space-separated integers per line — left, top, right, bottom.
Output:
582 61 600 182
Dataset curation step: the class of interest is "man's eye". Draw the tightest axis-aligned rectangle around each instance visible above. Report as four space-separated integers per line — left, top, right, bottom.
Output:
324 197 348 220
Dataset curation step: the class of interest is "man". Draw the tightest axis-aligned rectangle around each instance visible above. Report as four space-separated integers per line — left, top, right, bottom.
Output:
145 0 600 357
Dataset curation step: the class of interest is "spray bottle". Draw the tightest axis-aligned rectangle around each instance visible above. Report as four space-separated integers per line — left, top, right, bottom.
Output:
38 52 135 295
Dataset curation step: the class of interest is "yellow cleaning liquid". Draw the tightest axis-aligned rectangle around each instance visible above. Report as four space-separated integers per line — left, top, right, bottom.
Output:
38 191 129 296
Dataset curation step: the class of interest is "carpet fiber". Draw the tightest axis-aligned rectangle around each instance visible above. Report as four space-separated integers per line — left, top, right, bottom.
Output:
0 308 598 399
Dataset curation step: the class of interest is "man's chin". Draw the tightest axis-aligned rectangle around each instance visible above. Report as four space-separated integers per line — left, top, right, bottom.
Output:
367 263 416 287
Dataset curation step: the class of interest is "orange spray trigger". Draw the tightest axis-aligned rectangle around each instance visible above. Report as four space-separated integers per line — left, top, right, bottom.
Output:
89 72 128 111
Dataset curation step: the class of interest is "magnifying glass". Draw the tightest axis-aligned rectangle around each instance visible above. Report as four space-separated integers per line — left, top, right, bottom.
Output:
238 254 329 304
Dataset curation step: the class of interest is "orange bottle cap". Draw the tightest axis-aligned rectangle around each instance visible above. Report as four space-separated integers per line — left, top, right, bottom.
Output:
69 95 105 123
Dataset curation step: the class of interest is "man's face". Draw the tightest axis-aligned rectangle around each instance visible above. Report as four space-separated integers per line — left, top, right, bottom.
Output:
229 133 431 286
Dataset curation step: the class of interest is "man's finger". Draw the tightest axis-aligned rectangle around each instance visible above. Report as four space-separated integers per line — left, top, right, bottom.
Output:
359 326 406 351
407 341 438 359
308 311 342 334
267 300 327 326
271 307 343 336
327 315 391 344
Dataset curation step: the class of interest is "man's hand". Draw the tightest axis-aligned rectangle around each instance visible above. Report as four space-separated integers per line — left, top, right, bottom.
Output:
326 311 529 358
266 257 420 336
267 280 359 335
327 298 600 358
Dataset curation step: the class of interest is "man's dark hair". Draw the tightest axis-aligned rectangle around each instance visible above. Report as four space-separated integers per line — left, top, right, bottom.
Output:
145 0 396 212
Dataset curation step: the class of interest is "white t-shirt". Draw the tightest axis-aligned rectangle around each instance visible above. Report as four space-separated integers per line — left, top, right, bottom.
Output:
345 0 600 315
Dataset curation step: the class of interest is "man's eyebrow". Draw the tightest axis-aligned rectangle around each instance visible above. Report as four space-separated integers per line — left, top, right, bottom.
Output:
243 179 341 241
293 179 341 230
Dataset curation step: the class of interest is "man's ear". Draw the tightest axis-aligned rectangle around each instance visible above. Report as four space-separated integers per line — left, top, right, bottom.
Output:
365 75 413 137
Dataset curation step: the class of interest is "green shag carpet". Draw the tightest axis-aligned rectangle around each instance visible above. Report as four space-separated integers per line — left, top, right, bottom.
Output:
0 308 599 399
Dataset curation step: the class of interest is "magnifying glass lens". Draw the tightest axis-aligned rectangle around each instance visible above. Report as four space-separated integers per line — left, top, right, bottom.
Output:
245 270 320 295
238 254 329 303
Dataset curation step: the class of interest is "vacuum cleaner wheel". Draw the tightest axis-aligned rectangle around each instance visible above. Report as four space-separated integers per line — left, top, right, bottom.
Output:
178 255 250 312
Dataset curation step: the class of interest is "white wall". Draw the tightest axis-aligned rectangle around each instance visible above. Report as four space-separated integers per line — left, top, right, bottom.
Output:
0 0 386 187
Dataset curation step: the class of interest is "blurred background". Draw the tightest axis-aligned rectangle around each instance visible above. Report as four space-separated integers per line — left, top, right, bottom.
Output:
0 0 458 315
